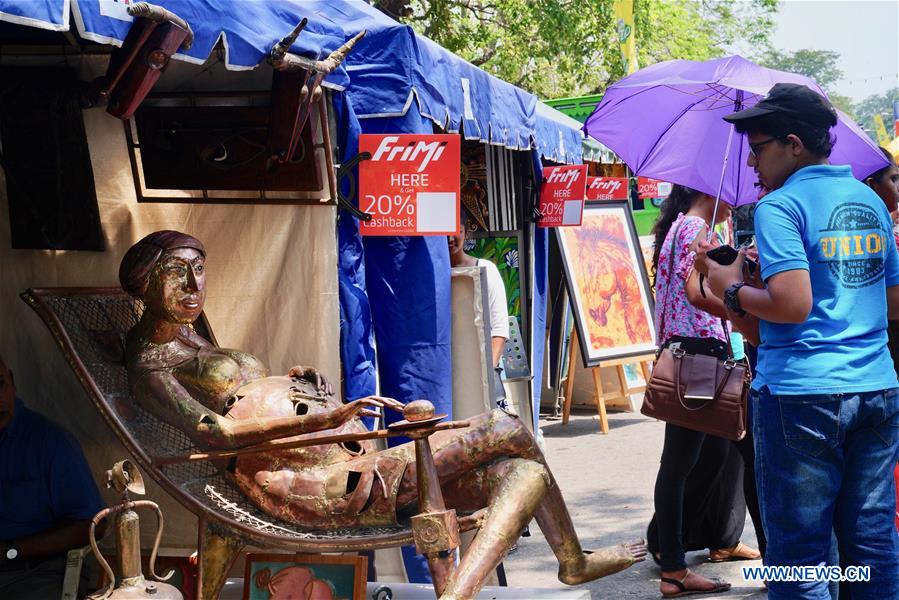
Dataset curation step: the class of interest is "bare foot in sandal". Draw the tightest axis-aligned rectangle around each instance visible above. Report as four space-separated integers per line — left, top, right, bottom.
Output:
709 541 761 562
660 568 731 598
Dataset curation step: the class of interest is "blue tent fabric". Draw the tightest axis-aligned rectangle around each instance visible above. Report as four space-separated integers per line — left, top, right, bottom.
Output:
0 0 67 30
1 0 351 86
529 150 549 432
2 0 582 162
357 106 453 584
333 92 378 411
326 0 538 152
359 109 453 428
535 101 585 165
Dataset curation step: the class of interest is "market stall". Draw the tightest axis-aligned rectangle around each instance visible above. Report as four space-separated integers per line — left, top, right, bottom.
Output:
0 0 587 595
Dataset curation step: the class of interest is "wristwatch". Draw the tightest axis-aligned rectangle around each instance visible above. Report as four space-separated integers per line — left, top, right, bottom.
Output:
4 543 17 561
724 282 747 317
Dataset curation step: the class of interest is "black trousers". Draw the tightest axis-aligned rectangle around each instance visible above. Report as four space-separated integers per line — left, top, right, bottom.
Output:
652 424 737 571
649 338 766 572
0 556 72 600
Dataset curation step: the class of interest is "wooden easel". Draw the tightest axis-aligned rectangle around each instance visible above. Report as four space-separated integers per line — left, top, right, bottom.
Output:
560 333 653 434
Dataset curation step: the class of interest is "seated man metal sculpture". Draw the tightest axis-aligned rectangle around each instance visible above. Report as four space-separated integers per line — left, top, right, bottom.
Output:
119 231 645 599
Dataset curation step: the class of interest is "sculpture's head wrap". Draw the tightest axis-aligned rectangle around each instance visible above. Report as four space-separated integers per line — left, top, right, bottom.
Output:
119 230 205 299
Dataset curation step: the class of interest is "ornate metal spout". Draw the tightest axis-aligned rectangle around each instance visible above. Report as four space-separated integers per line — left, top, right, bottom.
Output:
87 462 180 600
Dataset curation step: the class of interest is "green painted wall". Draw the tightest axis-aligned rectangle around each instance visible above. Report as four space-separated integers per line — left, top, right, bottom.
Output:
544 95 603 124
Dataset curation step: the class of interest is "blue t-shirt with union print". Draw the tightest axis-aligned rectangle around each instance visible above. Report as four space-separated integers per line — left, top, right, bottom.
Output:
753 164 899 395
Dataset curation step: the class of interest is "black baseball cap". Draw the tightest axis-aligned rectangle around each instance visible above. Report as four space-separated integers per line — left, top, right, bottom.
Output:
723 83 838 128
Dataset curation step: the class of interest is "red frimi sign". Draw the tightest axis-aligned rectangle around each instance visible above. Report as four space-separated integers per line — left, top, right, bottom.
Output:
359 134 461 236
538 165 587 227
637 176 673 199
586 176 629 201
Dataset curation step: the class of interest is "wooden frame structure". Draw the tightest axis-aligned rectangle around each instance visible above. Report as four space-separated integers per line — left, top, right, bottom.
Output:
556 200 657 367
560 329 653 433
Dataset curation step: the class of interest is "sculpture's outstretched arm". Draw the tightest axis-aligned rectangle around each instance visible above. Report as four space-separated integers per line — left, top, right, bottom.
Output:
133 371 382 450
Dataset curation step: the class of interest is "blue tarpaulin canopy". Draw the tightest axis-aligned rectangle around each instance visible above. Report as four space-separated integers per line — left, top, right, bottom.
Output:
536 100 592 165
1 0 582 159
0 0 353 88
326 1 583 160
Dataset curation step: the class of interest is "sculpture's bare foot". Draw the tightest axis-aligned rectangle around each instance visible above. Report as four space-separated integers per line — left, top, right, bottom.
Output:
558 539 647 585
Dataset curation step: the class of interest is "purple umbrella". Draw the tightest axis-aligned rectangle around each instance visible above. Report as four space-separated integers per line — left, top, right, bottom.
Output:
583 55 889 208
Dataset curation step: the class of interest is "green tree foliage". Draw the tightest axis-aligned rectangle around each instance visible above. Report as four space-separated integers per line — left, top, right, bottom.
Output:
755 48 899 127
853 88 899 140
755 48 856 114
374 0 778 99
758 48 843 89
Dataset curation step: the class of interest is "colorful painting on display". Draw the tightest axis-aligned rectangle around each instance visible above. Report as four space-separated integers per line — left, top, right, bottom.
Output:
558 201 657 366
243 553 366 600
466 235 521 322
460 140 490 232
623 362 646 387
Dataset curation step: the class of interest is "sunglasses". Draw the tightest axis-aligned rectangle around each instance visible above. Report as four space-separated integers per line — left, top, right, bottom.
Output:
748 137 779 158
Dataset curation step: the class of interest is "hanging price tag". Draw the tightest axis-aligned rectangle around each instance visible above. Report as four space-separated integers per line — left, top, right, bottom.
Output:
359 134 461 236
586 176 629 201
538 165 587 227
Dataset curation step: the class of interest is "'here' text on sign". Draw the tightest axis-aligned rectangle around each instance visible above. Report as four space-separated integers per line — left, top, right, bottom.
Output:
586 176 629 201
538 165 587 227
359 134 461 236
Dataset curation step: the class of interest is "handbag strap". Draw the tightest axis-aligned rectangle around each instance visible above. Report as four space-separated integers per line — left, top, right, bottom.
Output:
659 217 733 357
657 219 686 343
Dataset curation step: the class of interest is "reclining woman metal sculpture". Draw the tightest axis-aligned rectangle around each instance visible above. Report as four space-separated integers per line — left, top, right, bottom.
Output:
120 231 645 599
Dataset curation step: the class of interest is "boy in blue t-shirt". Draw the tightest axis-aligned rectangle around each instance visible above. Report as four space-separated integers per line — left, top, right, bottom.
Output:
705 83 899 600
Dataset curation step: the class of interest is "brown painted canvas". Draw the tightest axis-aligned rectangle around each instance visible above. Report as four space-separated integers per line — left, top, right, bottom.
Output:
558 202 657 365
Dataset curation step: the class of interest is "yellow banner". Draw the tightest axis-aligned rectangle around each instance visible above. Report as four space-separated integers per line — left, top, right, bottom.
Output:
614 0 637 75
873 114 892 146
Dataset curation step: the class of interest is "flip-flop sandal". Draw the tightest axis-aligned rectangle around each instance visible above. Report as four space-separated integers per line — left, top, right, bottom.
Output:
709 541 761 563
661 569 731 598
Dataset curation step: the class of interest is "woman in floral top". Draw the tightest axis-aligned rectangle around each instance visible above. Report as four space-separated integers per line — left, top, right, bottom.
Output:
648 185 760 598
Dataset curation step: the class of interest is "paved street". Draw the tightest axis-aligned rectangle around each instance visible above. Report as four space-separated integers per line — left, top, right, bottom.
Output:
504 408 767 599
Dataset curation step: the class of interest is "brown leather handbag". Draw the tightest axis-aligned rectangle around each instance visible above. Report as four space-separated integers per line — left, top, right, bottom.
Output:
640 221 750 441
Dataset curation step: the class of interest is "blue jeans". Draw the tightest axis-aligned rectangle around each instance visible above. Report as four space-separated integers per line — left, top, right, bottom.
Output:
753 387 899 599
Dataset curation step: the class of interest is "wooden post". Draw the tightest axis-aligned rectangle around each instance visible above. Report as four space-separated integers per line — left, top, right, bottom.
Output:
562 333 579 424
640 359 651 383
590 365 610 434
563 349 655 432
615 364 629 406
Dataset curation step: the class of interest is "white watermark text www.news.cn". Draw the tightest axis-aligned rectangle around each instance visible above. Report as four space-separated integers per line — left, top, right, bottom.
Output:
742 565 871 583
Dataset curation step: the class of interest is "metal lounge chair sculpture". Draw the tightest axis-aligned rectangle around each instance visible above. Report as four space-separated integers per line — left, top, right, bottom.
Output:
20 287 484 598
22 232 646 599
